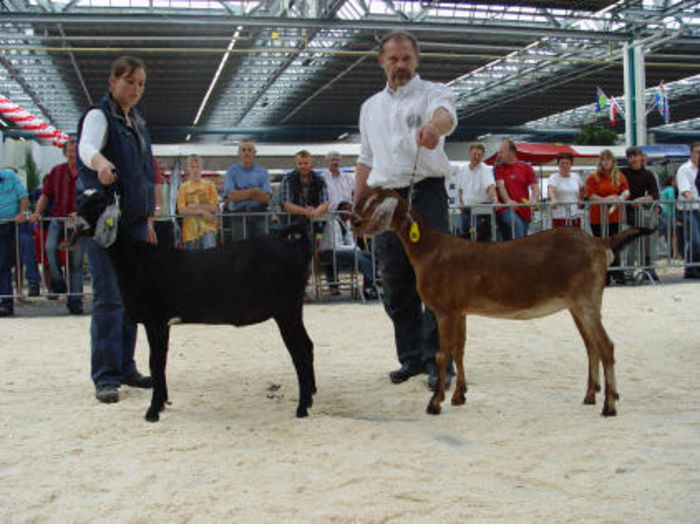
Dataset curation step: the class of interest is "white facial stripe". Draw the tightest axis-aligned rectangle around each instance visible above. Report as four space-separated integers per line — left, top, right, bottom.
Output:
369 197 398 232
362 193 378 213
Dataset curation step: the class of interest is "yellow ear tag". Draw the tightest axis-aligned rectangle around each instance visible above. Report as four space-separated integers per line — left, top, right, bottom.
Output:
105 217 114 226
409 221 420 243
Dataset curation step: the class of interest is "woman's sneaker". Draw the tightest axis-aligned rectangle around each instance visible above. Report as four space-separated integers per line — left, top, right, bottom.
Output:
96 385 119 403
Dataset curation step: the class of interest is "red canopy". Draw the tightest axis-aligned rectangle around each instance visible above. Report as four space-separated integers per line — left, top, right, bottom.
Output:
485 143 591 166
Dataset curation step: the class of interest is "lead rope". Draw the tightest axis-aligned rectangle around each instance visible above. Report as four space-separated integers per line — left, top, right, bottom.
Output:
407 145 421 210
407 146 421 243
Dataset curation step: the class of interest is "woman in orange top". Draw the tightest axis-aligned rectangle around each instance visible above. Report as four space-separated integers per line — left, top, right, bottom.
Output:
585 149 630 284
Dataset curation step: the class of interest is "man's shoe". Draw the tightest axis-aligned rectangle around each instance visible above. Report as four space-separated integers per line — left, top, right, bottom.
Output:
96 385 119 403
389 362 424 384
67 303 84 315
0 305 14 317
28 282 40 297
123 372 153 389
363 288 378 301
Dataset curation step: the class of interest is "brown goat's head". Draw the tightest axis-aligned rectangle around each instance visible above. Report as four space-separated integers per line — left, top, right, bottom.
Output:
351 187 405 236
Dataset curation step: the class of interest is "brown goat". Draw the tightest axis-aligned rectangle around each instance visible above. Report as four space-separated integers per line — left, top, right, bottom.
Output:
352 187 654 417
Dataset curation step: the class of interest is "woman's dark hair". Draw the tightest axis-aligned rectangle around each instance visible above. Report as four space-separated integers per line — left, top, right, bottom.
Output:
110 56 145 79
556 152 574 164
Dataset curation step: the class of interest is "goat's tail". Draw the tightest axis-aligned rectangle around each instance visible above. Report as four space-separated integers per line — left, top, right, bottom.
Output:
603 227 655 254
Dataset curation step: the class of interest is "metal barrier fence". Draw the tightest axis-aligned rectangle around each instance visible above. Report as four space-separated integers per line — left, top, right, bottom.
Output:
2 200 699 304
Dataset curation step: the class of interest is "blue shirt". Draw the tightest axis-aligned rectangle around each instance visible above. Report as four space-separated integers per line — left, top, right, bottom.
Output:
0 169 27 220
223 163 272 212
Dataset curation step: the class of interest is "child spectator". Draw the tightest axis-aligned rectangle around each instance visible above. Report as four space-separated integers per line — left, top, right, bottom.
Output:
177 154 219 250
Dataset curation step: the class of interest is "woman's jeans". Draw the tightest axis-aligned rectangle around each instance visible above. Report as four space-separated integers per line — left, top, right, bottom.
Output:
83 221 148 388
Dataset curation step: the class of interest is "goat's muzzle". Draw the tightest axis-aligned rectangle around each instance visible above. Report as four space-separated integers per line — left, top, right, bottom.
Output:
59 216 91 250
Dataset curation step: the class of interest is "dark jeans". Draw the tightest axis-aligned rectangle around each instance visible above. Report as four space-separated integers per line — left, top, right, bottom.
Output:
320 249 375 290
0 222 40 308
224 208 269 242
497 208 530 240
0 223 14 309
591 222 624 281
83 221 148 388
461 209 493 242
46 219 83 306
682 209 700 276
374 177 448 367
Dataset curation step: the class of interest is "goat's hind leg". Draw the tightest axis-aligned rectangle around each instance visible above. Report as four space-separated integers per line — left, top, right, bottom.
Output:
570 309 600 405
570 307 618 416
274 313 315 418
451 315 467 406
144 321 170 422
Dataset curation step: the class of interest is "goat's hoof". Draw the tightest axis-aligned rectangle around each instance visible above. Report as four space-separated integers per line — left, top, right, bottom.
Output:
451 395 466 406
583 396 596 405
601 406 617 417
296 407 309 418
426 403 441 415
145 408 160 422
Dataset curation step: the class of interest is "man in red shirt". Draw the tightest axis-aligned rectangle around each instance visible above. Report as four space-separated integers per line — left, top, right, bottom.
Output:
495 139 540 240
30 141 84 314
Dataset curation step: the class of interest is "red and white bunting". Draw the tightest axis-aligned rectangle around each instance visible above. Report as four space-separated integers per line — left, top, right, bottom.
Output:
0 95 71 147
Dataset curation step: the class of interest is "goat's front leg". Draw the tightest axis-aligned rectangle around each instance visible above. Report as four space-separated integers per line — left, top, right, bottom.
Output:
144 321 170 422
427 314 457 415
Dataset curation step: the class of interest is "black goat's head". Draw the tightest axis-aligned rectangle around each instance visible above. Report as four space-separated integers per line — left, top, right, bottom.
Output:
62 190 119 249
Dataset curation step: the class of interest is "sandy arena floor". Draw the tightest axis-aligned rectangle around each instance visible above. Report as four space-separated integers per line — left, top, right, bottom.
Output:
1 278 699 522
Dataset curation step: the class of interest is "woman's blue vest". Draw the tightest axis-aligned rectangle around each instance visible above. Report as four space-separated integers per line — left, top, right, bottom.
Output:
77 93 155 221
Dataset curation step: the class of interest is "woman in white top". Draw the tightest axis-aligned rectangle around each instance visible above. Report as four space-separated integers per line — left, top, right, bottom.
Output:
547 152 584 228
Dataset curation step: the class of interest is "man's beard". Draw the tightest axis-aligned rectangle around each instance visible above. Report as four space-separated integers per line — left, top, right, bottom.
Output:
390 68 413 87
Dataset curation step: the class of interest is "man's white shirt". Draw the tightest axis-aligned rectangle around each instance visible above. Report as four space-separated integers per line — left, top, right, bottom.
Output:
357 74 457 188
456 162 495 208
676 159 699 210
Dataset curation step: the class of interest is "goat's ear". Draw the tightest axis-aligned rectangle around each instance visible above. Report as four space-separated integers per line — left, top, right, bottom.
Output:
369 196 398 232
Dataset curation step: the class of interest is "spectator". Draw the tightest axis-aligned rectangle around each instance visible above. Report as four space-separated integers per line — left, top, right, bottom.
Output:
495 139 540 240
319 201 377 300
30 140 85 314
621 146 660 281
177 154 219 250
456 143 498 241
223 140 272 241
547 152 584 229
676 142 700 279
151 157 176 248
77 55 154 404
280 149 329 234
0 168 42 316
320 151 354 211
659 175 679 259
585 149 630 285
353 30 457 390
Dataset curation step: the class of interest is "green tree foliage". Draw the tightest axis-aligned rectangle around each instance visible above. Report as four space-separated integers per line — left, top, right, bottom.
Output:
573 124 619 146
24 151 40 192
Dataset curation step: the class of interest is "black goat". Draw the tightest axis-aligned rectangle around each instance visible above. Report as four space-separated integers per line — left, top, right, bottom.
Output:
69 191 316 422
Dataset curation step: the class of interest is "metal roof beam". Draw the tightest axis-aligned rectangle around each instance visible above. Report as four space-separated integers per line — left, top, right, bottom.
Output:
1 12 634 41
